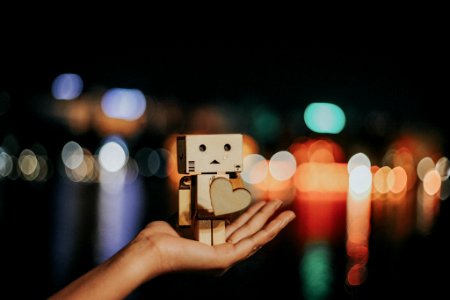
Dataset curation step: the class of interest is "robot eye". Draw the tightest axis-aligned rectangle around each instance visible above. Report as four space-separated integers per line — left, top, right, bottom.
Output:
199 144 207 152
224 144 231 151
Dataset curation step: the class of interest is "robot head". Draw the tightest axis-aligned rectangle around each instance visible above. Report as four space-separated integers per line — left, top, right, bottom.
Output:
177 134 243 174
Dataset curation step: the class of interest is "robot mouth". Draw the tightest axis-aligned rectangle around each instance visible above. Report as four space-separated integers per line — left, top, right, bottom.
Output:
210 160 220 164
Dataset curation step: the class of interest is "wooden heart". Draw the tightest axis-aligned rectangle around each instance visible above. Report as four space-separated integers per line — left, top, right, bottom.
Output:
210 177 251 216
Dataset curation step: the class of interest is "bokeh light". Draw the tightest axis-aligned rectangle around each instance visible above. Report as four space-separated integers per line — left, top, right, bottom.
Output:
61 141 84 170
0 150 13 177
51 73 83 100
101 88 147 121
440 178 450 200
417 157 435 181
304 102 346 134
154 148 174 178
436 157 450 181
241 154 268 184
269 151 296 181
308 140 335 163
387 166 408 194
348 153 371 173
135 147 153 177
251 107 281 143
423 170 442 195
294 163 348 193
347 263 367 286
65 149 97 183
18 149 40 181
242 134 259 156
98 139 128 172
373 166 391 194
349 165 372 195
300 242 332 300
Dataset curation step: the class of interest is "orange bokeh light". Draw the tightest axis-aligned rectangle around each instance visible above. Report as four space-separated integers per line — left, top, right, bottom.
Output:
387 166 408 194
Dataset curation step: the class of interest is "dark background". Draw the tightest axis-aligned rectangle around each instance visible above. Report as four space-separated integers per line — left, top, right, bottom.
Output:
1 42 449 299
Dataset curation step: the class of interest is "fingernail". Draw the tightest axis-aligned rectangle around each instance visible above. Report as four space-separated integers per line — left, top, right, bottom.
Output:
280 213 296 228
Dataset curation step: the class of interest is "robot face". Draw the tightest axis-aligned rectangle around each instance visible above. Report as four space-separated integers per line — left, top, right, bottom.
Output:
177 134 243 174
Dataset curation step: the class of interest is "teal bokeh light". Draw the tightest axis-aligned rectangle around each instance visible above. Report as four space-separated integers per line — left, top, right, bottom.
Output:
304 103 346 134
300 242 332 300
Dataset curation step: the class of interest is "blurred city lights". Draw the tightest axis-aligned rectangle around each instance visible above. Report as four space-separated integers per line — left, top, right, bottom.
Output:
373 166 391 194
423 170 442 195
148 150 161 176
347 263 367 286
417 157 435 181
348 153 371 173
125 158 139 184
0 150 13 177
134 147 174 179
436 156 450 181
241 154 268 184
51 73 83 100
300 242 332 300
101 88 147 121
440 179 450 200
135 147 153 177
61 141 84 170
294 163 348 193
269 151 296 181
35 156 49 182
308 140 335 163
153 148 174 178
252 167 295 203
304 102 346 134
387 166 408 194
65 149 97 183
18 149 40 181
242 134 259 156
98 139 128 172
251 107 281 143
417 183 440 235
349 165 372 195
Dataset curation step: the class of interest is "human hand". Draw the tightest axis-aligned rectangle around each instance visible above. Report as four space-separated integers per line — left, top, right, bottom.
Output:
130 200 295 281
49 200 295 300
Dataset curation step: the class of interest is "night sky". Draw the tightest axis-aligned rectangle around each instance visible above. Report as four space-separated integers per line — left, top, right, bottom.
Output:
1 42 449 299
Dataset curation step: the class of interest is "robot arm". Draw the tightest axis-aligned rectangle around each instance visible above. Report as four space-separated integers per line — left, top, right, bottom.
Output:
178 176 192 226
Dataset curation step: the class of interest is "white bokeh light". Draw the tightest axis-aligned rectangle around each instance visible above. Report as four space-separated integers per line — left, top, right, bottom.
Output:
417 157 435 181
99 141 128 172
349 165 372 195
269 151 297 181
0 151 13 177
242 154 268 184
436 157 450 181
348 153 371 173
61 141 84 170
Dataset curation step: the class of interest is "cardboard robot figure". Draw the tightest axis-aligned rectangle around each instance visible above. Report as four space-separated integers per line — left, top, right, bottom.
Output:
177 134 252 245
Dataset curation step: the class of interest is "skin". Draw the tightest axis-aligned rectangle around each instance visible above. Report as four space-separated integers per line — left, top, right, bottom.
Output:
49 200 295 300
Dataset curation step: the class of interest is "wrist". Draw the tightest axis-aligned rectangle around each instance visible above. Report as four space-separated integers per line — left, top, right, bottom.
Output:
116 235 163 285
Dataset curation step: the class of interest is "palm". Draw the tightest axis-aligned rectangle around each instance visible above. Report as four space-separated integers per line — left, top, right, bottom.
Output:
143 200 295 275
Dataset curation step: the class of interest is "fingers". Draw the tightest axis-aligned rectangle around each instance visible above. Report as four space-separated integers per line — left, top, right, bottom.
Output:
225 200 266 239
226 200 284 244
246 210 296 248
224 210 296 263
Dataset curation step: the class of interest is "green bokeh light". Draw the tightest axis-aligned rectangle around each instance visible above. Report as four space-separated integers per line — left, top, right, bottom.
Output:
300 242 332 300
304 103 346 134
250 107 281 143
